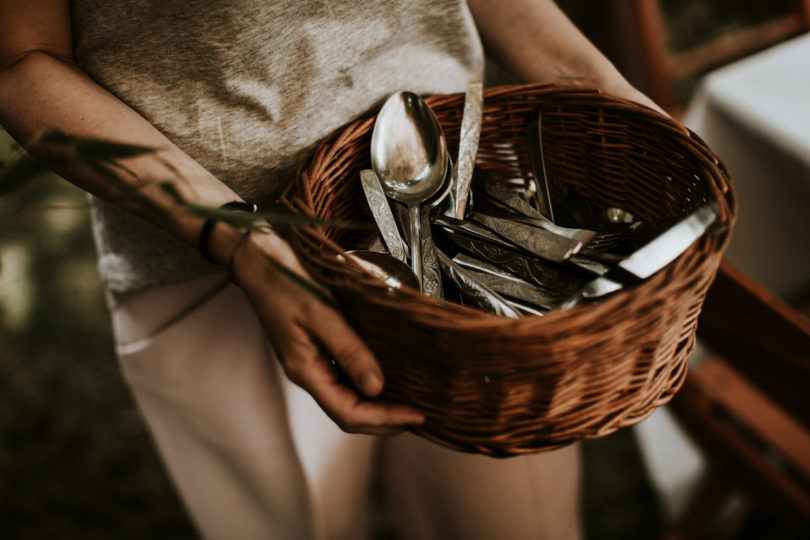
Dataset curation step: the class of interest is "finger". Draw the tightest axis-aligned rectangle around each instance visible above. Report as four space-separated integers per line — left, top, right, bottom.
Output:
290 351 425 434
311 311 384 397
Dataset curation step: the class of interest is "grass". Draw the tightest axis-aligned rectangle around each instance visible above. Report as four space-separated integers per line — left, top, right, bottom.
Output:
0 148 197 537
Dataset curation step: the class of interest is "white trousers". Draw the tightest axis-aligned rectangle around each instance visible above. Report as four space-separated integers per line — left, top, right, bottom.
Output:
112 273 582 540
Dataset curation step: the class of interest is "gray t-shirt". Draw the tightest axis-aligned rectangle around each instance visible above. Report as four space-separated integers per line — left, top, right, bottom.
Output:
70 0 484 302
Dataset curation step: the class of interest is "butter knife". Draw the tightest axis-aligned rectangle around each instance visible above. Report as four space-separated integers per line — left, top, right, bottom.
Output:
559 202 721 308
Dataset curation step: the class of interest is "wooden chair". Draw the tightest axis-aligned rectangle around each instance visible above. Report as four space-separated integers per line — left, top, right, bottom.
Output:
627 0 810 112
664 260 810 538
575 0 810 113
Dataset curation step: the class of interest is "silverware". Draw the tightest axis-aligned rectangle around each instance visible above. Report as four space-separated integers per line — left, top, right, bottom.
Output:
557 277 624 309
436 228 586 298
452 253 555 310
614 202 720 281
370 91 448 292
559 202 722 308
419 207 444 298
472 168 545 220
448 82 483 220
341 250 419 290
476 194 597 245
524 107 555 221
605 207 635 223
432 214 512 248
436 211 617 282
435 248 520 318
359 169 409 263
472 169 632 253
470 211 584 263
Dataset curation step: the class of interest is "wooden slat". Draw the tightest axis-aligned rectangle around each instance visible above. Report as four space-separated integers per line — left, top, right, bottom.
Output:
670 15 806 78
663 475 738 540
670 379 810 523
622 0 810 111
691 357 810 480
696 261 810 427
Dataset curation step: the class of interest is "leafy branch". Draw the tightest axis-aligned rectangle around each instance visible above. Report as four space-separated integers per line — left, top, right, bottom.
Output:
1 130 365 303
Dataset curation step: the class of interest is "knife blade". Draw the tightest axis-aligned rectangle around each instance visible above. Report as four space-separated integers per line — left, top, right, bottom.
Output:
524 107 555 221
617 202 719 280
559 202 721 308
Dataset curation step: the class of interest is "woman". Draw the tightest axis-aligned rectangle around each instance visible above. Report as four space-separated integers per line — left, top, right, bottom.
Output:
0 1 660 538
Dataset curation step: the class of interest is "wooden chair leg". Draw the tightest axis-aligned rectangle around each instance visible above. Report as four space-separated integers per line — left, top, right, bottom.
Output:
663 474 735 540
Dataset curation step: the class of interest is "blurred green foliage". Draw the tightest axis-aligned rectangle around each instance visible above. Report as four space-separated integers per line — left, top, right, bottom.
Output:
0 130 195 538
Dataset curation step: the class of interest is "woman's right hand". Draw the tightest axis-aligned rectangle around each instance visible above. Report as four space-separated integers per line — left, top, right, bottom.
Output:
223 226 426 436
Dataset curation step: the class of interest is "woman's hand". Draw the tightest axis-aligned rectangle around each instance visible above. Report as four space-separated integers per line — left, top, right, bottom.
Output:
224 227 426 436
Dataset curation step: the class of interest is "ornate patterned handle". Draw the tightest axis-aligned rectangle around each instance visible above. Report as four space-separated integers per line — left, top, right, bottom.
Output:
359 169 409 263
419 208 443 299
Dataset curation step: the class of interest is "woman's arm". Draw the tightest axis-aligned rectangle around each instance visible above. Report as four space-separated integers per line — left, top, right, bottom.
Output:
467 0 664 113
0 0 423 435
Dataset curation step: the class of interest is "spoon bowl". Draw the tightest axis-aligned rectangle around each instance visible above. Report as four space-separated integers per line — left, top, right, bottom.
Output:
345 249 419 289
371 91 448 205
604 206 635 223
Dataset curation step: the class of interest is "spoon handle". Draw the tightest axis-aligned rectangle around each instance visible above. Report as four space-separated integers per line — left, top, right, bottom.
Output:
419 207 444 299
359 169 410 263
408 204 423 291
451 82 483 220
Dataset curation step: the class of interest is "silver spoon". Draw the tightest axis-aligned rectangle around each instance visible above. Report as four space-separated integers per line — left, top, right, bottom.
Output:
371 91 448 293
604 206 635 223
343 250 419 290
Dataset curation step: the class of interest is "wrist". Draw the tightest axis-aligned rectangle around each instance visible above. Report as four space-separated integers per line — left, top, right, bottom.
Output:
198 201 258 265
228 228 309 289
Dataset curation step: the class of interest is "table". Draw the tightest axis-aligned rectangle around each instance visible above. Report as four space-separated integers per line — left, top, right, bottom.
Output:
684 32 810 301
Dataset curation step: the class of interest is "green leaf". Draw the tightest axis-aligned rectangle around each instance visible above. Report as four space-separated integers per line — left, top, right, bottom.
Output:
31 131 156 163
157 182 373 231
71 138 157 162
0 153 62 196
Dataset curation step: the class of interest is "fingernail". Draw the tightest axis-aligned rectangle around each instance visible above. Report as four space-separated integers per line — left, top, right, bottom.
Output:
360 371 383 396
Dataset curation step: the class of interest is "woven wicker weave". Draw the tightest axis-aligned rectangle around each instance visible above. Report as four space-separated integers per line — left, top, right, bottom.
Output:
283 83 736 457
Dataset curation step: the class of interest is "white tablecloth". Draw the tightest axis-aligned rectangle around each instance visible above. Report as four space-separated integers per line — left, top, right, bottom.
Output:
684 32 810 300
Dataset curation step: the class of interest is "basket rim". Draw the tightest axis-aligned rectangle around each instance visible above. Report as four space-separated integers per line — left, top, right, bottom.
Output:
284 83 735 326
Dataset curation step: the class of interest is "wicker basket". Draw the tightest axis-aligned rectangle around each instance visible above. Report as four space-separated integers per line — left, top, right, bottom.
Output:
283 83 736 457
